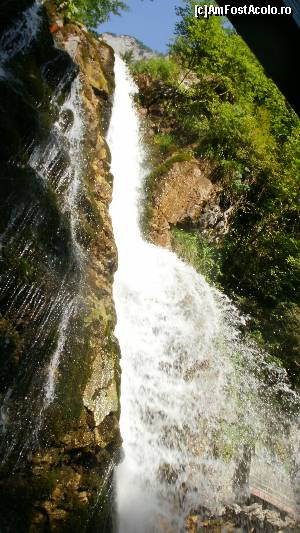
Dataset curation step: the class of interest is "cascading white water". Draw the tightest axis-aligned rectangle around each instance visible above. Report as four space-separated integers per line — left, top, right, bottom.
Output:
29 75 84 256
0 2 84 410
108 57 300 532
31 77 85 407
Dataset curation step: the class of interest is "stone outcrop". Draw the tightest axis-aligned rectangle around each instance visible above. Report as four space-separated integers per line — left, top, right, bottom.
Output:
0 3 120 531
148 159 216 247
133 74 224 251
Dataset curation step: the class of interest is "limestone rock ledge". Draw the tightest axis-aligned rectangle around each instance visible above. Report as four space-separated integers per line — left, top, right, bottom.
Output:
0 3 120 532
148 159 216 248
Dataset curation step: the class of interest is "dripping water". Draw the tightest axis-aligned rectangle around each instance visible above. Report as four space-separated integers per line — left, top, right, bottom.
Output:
0 2 42 74
108 57 300 532
30 75 85 408
0 2 85 458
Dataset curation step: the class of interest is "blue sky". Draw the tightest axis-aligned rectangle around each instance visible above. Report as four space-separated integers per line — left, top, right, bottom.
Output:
98 0 183 53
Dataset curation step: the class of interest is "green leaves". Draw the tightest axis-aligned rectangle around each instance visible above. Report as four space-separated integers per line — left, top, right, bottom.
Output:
171 228 222 285
131 57 180 83
56 0 128 28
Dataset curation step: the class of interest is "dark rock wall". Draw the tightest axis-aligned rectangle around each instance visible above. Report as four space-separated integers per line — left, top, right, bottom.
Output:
0 3 120 531
0 0 35 33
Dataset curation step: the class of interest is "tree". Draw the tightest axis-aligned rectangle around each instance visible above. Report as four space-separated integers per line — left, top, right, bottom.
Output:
57 0 129 28
57 0 153 29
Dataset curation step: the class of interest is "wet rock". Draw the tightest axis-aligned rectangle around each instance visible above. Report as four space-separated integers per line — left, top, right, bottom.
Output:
186 503 300 532
0 0 34 33
83 351 119 427
78 491 89 504
0 3 120 531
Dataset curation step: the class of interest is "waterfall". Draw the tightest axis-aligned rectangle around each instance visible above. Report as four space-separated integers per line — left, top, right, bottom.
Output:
1 75 84 411
30 75 85 408
108 57 300 532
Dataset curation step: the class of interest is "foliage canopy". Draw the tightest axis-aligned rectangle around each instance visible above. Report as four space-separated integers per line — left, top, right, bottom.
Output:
56 0 128 28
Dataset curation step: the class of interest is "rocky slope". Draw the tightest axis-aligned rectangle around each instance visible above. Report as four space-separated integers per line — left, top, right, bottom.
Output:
186 502 299 532
135 73 225 250
147 158 217 248
0 2 120 531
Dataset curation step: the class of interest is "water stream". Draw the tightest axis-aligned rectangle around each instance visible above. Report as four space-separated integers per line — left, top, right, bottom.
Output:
108 56 300 532
30 74 85 408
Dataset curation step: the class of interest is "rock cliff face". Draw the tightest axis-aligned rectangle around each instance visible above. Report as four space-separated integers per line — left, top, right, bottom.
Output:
148 160 216 248
101 33 158 61
134 74 224 252
0 2 120 531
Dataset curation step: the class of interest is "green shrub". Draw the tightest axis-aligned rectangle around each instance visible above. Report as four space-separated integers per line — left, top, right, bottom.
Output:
131 57 180 83
153 133 177 155
171 228 222 285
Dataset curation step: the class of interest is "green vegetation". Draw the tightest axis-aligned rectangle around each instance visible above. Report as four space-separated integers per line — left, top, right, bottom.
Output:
133 0 300 384
152 133 177 154
171 228 222 285
131 57 180 83
54 0 156 29
54 0 128 28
